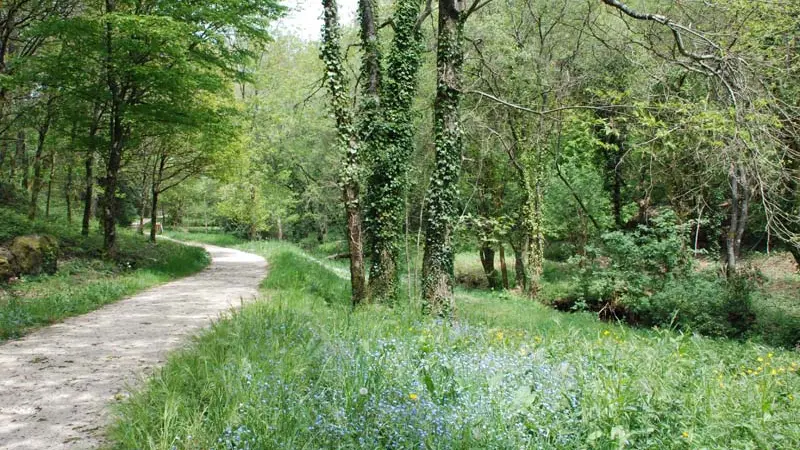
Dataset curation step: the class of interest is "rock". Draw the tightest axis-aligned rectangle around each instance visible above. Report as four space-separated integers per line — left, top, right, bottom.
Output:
0 247 16 281
9 235 59 276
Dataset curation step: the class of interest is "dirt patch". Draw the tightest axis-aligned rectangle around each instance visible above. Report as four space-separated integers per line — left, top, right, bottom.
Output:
0 243 267 449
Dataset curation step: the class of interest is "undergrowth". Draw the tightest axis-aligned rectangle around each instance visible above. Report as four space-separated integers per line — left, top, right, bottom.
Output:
109 241 800 450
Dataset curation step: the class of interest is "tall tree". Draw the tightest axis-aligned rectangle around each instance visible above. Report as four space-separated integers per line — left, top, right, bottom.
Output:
422 0 465 316
364 0 425 302
321 0 367 304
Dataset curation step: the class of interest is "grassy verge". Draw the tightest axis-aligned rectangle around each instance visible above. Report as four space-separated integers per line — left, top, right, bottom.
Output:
0 232 209 341
166 230 248 248
110 241 799 450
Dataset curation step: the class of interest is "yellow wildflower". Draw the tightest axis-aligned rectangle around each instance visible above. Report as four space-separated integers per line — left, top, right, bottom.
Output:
681 432 689 439
409 393 419 401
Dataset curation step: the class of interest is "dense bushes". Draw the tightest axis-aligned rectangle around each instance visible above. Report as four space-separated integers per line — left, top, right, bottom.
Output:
531 211 799 348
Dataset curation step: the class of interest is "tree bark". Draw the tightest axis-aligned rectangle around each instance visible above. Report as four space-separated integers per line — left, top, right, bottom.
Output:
0 141 7 171
321 0 367 306
479 243 499 289
726 164 749 277
139 159 150 235
150 189 160 243
364 0 423 303
82 146 95 236
45 153 55 218
422 0 463 317
28 108 52 220
150 153 165 243
499 244 509 289
512 240 527 290
101 0 124 259
65 164 73 223
16 131 27 191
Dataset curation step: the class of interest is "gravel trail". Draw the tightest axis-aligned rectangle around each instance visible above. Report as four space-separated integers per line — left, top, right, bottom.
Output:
0 243 267 449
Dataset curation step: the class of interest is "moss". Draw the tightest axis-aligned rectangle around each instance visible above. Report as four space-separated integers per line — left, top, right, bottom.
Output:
9 235 59 276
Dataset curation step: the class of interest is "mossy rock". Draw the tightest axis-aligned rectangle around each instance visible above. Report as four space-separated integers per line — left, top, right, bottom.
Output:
9 234 59 276
0 247 16 281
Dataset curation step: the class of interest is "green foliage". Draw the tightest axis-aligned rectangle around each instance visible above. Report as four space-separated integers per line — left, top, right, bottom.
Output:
572 210 694 311
110 241 800 449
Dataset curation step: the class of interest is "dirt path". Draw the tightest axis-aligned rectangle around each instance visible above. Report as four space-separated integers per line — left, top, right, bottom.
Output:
0 243 267 450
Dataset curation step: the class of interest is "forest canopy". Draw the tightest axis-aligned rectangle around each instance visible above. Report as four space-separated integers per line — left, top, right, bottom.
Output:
1 0 799 342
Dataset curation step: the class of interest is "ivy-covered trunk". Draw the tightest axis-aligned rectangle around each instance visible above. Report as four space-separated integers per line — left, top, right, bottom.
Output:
321 0 367 305
422 0 463 316
365 0 423 302
511 240 527 289
522 157 545 297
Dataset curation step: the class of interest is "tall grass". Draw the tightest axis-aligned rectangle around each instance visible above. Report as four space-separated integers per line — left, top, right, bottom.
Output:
110 242 800 450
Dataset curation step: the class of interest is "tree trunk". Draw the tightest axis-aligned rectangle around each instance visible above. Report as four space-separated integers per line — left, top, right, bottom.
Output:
82 148 95 236
65 164 73 223
512 240 527 290
150 189 160 243
150 154 165 243
101 120 123 258
479 243 499 289
102 0 124 259
726 164 749 277
28 113 52 220
139 161 150 235
277 216 283 241
790 246 800 273
321 0 367 306
16 131 28 191
522 151 546 297
364 0 423 303
499 244 509 289
0 141 7 172
45 153 55 218
422 0 463 317
8 138 16 179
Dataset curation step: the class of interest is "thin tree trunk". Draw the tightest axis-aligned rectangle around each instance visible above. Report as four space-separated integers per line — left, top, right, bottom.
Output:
512 240 527 290
82 148 95 236
479 243 499 289
150 154 165 243
29 110 52 220
65 164 73 223
17 131 28 191
102 0 124 259
8 138 17 179
139 159 150 235
499 244 509 289
422 0 463 317
150 189 160 243
726 164 749 277
0 141 7 172
45 153 55 218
